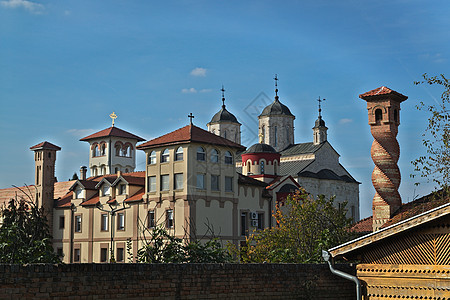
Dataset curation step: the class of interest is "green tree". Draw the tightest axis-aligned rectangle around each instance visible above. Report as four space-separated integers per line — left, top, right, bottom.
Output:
232 189 354 263
0 192 60 264
412 73 450 191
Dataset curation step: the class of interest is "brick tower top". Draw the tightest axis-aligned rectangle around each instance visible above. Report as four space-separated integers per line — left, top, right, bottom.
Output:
359 86 407 231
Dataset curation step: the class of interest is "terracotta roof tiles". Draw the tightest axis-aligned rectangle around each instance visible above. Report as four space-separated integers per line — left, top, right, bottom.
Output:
137 124 245 150
80 126 145 142
359 86 408 101
30 141 61 151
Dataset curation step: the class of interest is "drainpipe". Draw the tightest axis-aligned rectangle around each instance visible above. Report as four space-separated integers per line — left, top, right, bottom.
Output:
322 250 361 300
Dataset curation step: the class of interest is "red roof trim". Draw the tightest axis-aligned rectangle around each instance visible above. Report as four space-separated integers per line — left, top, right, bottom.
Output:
80 126 145 142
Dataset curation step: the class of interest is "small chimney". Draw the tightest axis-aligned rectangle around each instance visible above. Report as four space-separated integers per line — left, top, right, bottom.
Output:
80 166 87 180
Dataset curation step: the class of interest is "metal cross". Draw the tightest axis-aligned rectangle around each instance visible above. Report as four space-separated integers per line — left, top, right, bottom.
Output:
188 113 195 124
317 97 326 117
274 74 279 97
221 85 225 107
110 112 117 127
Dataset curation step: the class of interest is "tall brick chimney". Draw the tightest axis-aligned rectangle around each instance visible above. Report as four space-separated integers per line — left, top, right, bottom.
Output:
359 86 407 231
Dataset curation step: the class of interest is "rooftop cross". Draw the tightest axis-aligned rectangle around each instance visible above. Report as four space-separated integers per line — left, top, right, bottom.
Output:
221 85 226 107
109 112 117 127
274 74 279 100
188 112 195 125
317 97 326 118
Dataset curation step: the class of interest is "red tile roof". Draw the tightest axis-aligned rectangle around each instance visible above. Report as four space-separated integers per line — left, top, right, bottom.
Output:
80 126 145 142
30 141 61 151
55 191 73 208
137 124 245 150
351 216 373 233
80 194 100 206
125 187 145 203
359 86 408 101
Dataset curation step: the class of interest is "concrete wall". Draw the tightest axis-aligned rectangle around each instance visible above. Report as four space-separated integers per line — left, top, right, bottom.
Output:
0 263 356 299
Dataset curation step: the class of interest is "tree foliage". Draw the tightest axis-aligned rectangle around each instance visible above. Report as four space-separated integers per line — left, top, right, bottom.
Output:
0 194 60 264
133 222 232 263
412 73 450 190
231 189 354 263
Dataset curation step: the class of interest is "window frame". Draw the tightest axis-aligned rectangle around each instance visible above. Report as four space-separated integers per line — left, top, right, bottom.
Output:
196 147 206 161
224 151 233 165
101 213 108 231
175 147 184 161
148 151 156 165
225 176 233 192
196 173 205 190
59 215 65 229
211 174 220 191
166 209 174 229
148 210 155 229
100 247 108 263
117 212 125 231
161 149 170 163
75 214 82 233
148 176 156 192
174 173 183 190
161 174 170 191
210 149 219 163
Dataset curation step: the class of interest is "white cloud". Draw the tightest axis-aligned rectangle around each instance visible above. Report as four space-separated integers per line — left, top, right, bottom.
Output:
190 67 207 77
181 88 197 94
0 0 45 14
200 89 212 93
339 118 353 125
66 129 95 137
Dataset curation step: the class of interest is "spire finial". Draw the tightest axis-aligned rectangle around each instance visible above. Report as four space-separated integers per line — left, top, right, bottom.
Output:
188 112 195 125
109 112 117 127
274 74 279 101
317 97 326 118
221 85 226 108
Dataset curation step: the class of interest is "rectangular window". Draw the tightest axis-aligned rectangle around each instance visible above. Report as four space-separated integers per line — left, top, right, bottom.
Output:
174 173 183 190
211 175 219 191
257 212 264 230
100 247 108 263
196 174 205 189
102 185 110 196
166 209 174 228
57 248 63 258
74 248 80 262
240 212 248 236
101 213 108 231
117 248 124 262
117 213 125 231
225 176 233 192
148 176 156 192
59 216 65 229
75 215 82 232
161 174 170 191
148 210 155 228
119 184 126 195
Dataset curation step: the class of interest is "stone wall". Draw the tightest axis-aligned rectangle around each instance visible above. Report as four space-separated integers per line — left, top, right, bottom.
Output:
0 263 356 299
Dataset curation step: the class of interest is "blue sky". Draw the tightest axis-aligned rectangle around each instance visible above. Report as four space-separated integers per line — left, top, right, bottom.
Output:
1 0 449 218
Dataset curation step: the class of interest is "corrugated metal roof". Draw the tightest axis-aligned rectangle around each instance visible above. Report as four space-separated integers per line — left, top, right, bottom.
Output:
280 142 323 156
279 159 314 177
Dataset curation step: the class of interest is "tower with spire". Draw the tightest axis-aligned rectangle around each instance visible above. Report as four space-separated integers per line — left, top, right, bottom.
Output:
258 75 295 152
207 86 241 144
313 97 328 145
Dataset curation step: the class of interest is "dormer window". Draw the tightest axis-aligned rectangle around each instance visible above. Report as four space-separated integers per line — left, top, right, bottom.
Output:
119 184 126 195
75 187 84 199
161 149 170 163
102 185 110 196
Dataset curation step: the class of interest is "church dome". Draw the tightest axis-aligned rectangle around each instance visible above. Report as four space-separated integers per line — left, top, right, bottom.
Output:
259 98 294 117
244 143 277 154
314 116 326 127
209 105 240 124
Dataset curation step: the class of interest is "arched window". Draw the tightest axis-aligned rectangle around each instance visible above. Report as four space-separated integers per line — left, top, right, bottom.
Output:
148 151 156 164
175 147 183 161
394 109 398 123
247 161 251 174
211 149 219 163
224 151 233 165
224 130 227 139
125 168 129 173
101 143 106 156
261 126 265 142
274 160 278 175
375 108 383 122
114 167 118 173
93 167 98 176
286 127 289 143
115 145 121 156
94 145 100 157
161 149 170 163
260 160 265 174
197 147 206 161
